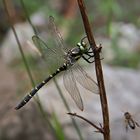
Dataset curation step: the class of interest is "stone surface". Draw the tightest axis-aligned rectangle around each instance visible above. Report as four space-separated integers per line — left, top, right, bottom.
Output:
0 22 34 64
96 22 140 64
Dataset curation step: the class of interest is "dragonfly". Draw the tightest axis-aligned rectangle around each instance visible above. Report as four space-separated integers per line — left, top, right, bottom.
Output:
124 112 140 131
15 16 99 111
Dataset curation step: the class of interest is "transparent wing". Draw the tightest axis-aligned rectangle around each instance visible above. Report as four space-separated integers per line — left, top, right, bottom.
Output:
32 35 57 56
73 64 99 94
63 68 84 111
32 35 65 73
49 16 69 53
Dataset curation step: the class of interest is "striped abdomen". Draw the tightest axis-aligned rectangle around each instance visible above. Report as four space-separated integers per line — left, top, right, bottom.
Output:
15 65 67 110
128 119 135 129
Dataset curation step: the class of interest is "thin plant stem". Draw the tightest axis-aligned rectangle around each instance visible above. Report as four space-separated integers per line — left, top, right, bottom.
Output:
68 113 104 133
54 78 84 140
20 0 38 35
3 0 35 86
77 0 110 140
3 0 42 107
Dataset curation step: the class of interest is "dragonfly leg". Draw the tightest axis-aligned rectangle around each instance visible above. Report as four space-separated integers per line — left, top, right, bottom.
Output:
80 36 87 44
82 55 95 63
85 52 94 57
87 51 94 53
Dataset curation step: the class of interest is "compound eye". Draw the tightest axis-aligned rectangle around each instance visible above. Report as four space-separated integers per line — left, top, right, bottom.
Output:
77 42 81 47
81 41 86 46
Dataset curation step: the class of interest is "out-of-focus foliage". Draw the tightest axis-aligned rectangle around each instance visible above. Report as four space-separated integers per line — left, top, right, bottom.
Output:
15 0 43 14
51 112 65 140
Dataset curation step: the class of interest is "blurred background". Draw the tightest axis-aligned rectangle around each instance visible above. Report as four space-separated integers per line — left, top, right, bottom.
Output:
0 0 140 140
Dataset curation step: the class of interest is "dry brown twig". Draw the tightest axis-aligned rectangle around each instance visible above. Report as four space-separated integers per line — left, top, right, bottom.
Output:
76 0 110 140
67 113 104 134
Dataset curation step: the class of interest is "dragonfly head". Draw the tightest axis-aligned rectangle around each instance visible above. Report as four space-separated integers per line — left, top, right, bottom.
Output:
77 41 88 52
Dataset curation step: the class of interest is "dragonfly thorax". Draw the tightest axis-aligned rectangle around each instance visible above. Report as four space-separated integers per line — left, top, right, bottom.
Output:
70 42 88 57
65 42 88 66
65 48 81 66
